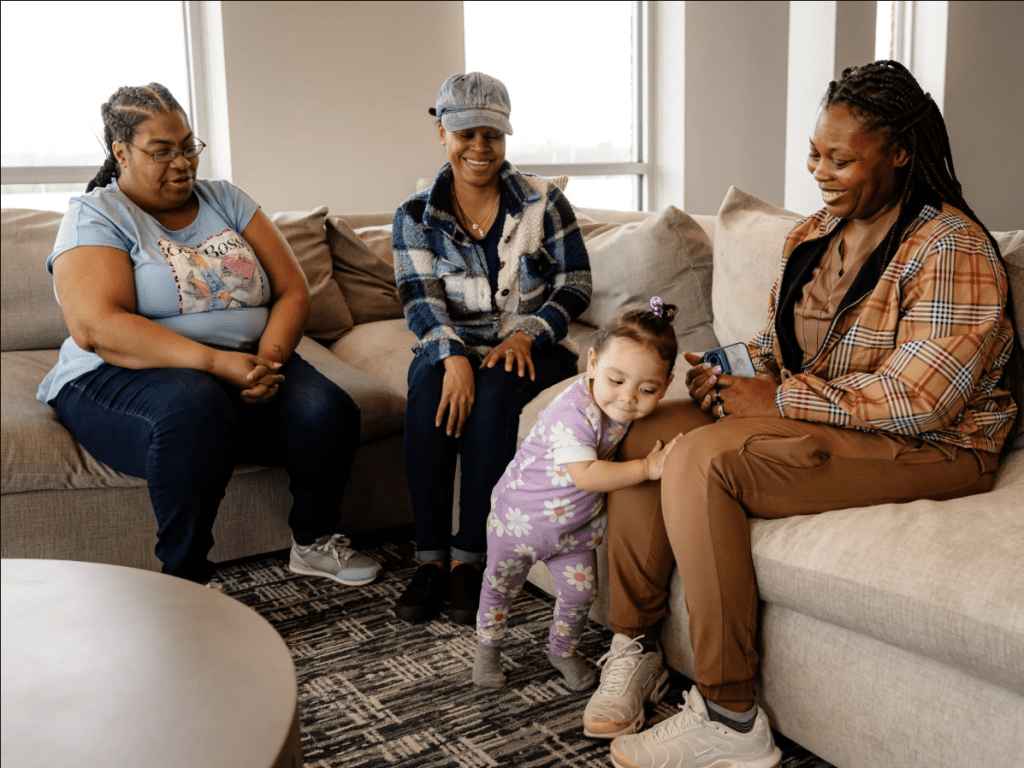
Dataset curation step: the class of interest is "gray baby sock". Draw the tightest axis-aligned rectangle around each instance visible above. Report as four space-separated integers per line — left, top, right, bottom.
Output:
473 644 507 688
547 649 597 691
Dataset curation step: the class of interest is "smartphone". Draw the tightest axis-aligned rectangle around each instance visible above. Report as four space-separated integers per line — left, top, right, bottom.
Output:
702 342 755 377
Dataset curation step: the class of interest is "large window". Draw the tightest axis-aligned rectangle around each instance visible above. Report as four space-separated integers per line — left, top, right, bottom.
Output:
463 0 646 210
1 0 194 210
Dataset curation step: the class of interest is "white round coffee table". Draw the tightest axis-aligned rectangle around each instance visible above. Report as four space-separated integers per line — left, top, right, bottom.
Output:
1 559 302 768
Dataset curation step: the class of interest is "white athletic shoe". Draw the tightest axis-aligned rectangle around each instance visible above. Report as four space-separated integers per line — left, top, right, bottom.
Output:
289 534 381 586
609 685 782 768
582 634 670 739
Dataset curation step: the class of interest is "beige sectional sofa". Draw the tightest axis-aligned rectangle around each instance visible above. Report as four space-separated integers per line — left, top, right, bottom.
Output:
2 186 1022 768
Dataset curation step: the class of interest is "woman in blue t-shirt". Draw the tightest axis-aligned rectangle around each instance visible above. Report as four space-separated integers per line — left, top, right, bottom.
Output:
39 83 380 587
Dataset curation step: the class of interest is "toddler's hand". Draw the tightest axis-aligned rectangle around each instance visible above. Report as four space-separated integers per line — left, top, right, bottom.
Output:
643 433 683 481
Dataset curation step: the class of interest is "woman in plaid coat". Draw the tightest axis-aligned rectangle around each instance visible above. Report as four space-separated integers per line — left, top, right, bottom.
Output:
585 61 1021 768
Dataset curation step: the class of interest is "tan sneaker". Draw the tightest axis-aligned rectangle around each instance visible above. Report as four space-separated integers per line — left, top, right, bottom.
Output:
609 686 782 768
583 634 669 739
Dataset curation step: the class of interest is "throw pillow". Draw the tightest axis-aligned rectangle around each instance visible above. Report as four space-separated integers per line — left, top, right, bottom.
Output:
993 229 1023 355
712 187 804 346
325 217 405 325
354 224 394 266
0 208 70 352
270 207 354 342
578 205 718 355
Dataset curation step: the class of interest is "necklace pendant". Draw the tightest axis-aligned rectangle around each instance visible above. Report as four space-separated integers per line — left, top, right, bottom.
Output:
472 224 479 231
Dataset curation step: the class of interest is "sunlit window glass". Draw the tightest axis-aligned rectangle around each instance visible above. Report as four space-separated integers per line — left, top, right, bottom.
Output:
464 0 638 209
1 1 190 170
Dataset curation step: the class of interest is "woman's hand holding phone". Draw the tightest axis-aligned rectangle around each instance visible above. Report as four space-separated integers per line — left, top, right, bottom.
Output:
686 346 779 419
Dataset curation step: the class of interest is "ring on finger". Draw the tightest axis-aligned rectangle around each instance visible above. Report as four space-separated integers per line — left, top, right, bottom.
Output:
718 403 725 417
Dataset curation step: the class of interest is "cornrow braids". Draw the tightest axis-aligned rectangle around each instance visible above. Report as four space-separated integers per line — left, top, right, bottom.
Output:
824 60 1022 452
594 301 680 375
86 83 186 192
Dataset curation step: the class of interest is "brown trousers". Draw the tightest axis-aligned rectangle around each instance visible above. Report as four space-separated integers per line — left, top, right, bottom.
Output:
606 400 997 710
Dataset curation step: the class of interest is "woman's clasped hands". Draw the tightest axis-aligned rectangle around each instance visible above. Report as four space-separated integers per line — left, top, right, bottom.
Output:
682 351 779 420
213 350 285 405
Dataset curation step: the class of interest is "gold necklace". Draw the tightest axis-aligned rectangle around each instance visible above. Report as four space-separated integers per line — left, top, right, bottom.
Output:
452 185 499 238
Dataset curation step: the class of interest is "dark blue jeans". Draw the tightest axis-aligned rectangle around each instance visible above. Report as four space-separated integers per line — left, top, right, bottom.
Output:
405 345 578 564
52 353 360 583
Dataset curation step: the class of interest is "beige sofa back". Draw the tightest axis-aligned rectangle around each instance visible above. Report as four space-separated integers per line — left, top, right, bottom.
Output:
1 209 69 352
711 186 1024 352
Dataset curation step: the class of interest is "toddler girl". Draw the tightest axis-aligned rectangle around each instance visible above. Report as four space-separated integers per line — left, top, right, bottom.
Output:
474 298 683 690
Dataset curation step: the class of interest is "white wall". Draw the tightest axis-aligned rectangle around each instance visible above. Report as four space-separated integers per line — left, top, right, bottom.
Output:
944 0 1024 233
219 1 464 214
783 0 877 215
683 1 790 216
209 0 1021 229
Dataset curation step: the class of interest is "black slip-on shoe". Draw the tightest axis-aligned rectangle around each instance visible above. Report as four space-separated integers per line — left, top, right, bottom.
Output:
449 563 483 626
394 563 448 622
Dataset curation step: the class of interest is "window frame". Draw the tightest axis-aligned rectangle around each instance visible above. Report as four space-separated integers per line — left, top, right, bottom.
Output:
499 0 650 211
0 0 210 188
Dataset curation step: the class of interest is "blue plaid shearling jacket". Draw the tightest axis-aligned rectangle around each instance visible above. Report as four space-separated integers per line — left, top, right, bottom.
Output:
392 162 592 365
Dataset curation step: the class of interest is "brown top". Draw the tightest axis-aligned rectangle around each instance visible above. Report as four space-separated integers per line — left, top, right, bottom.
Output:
794 233 873 365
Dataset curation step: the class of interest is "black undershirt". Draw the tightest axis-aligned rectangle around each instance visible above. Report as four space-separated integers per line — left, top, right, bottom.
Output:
479 195 506 303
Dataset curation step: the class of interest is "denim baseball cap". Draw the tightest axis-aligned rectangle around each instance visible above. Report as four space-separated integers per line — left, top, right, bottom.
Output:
431 72 513 135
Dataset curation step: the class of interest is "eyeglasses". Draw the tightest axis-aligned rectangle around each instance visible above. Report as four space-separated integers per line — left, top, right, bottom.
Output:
128 139 206 163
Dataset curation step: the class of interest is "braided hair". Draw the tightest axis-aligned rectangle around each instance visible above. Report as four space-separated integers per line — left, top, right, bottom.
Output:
86 83 186 192
594 300 679 376
824 60 1022 451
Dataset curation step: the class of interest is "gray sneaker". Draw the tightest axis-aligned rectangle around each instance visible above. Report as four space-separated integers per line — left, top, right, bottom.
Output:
289 534 381 586
609 685 781 768
583 634 669 739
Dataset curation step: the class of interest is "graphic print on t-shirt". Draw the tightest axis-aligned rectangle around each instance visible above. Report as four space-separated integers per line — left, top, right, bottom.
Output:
159 229 265 313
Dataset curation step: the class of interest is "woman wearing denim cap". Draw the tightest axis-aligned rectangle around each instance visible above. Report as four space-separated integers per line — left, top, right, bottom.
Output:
582 61 1021 768
38 83 381 589
392 72 592 624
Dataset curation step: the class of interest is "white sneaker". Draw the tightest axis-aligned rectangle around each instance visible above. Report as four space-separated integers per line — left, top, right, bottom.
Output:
583 634 670 739
609 685 782 768
289 534 381 586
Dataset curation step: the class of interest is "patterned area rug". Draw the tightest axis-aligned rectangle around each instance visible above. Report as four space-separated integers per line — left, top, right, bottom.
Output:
216 538 834 768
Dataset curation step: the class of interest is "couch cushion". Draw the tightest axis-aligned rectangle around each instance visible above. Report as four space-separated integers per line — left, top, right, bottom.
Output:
325 217 405 325
1 209 69 352
269 207 354 342
328 318 417 398
1 349 146 494
293 336 405 442
1 340 405 497
712 187 804 346
748 447 1024 693
578 205 719 356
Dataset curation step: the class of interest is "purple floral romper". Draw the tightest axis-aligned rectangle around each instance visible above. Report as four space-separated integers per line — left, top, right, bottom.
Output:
477 376 629 658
